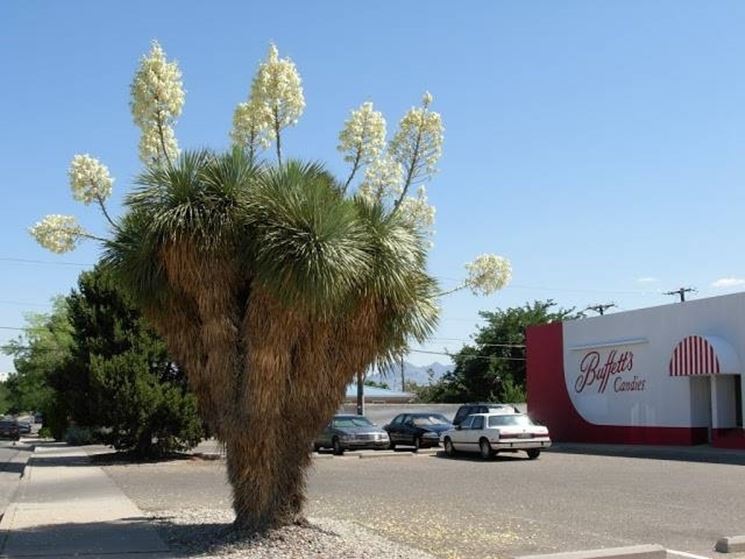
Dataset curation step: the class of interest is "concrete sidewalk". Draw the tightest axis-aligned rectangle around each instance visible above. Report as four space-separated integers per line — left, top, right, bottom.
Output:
0 443 174 558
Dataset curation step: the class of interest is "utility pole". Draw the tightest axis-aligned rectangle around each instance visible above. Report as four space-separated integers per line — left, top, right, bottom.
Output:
585 303 616 316
356 370 364 415
400 355 405 392
664 287 695 302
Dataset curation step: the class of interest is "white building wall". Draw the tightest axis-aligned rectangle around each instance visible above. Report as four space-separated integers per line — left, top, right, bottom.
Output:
562 292 745 428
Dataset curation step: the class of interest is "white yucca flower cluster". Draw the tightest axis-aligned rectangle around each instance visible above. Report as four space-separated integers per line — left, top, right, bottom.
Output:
68 154 113 204
389 91 443 186
398 185 436 236
252 44 305 132
231 44 305 162
130 40 184 166
343 91 443 238
230 100 272 155
138 125 179 167
30 40 512 300
29 215 85 254
338 101 387 167
465 254 513 296
358 154 403 203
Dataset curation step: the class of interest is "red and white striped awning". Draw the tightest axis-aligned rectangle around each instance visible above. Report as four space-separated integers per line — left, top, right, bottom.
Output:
669 335 740 377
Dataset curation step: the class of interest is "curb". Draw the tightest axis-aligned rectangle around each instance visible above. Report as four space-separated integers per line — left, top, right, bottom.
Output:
716 535 745 553
192 452 224 461
312 449 437 460
0 446 33 553
0 501 19 551
514 544 666 559
357 452 416 460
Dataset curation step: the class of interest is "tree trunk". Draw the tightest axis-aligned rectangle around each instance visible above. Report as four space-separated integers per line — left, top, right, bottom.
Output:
226 427 311 532
147 249 385 534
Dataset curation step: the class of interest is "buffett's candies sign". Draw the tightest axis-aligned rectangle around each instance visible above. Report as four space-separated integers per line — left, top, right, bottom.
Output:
575 350 647 394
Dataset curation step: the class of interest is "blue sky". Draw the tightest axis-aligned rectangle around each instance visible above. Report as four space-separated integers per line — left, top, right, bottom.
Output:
3 1 745 373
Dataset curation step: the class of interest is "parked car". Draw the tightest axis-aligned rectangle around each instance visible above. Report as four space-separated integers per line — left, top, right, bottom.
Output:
383 413 452 451
0 420 20 441
452 402 519 426
443 412 551 460
16 419 31 434
314 414 390 455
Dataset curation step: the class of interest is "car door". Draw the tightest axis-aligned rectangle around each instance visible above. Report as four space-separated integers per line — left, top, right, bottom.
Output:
386 414 404 443
468 415 485 448
401 416 418 444
452 415 474 450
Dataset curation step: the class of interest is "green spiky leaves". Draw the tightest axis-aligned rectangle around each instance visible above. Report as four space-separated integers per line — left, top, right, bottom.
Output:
104 150 439 365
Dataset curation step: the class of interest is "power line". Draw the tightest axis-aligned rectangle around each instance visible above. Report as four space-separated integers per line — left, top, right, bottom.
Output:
507 284 663 296
0 300 53 308
433 276 667 296
427 337 525 348
409 349 525 361
0 257 92 267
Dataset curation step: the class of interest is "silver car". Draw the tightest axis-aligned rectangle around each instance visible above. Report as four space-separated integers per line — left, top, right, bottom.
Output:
314 414 390 455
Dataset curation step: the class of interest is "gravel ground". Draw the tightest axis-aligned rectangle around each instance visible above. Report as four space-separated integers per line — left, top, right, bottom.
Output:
150 507 437 559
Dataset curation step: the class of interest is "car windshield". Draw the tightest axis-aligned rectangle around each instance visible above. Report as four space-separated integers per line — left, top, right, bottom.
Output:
333 417 373 428
488 415 534 427
412 414 450 426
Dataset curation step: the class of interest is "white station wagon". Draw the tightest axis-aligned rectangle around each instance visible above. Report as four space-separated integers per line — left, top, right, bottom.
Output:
442 412 551 460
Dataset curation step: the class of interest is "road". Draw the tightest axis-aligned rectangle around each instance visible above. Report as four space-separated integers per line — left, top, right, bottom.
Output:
101 448 745 559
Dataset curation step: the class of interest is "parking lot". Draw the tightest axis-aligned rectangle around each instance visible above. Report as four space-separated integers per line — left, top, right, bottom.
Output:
103 445 745 559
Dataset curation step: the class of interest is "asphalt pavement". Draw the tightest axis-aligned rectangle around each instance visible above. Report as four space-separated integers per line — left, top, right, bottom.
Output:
101 447 745 559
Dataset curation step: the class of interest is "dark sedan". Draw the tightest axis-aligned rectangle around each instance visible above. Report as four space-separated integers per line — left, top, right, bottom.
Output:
384 412 453 451
0 420 20 441
314 414 390 455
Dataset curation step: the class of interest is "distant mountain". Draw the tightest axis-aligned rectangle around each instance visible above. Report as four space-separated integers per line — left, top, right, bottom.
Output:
366 361 451 391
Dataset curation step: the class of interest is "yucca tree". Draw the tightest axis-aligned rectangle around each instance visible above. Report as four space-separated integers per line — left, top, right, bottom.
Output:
31 42 511 533
101 150 437 529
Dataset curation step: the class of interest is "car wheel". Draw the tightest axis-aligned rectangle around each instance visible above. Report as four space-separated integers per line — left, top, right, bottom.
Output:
444 437 456 457
313 443 321 453
479 438 493 460
412 436 421 453
332 437 344 456
389 438 396 450
527 449 541 460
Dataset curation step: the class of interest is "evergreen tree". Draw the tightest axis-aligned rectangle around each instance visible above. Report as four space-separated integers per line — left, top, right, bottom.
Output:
56 267 203 456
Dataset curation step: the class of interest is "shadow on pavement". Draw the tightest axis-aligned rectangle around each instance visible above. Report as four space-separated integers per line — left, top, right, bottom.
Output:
0 462 27 476
431 450 529 462
547 443 745 466
1 517 172 557
26 451 214 468
3 516 346 558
